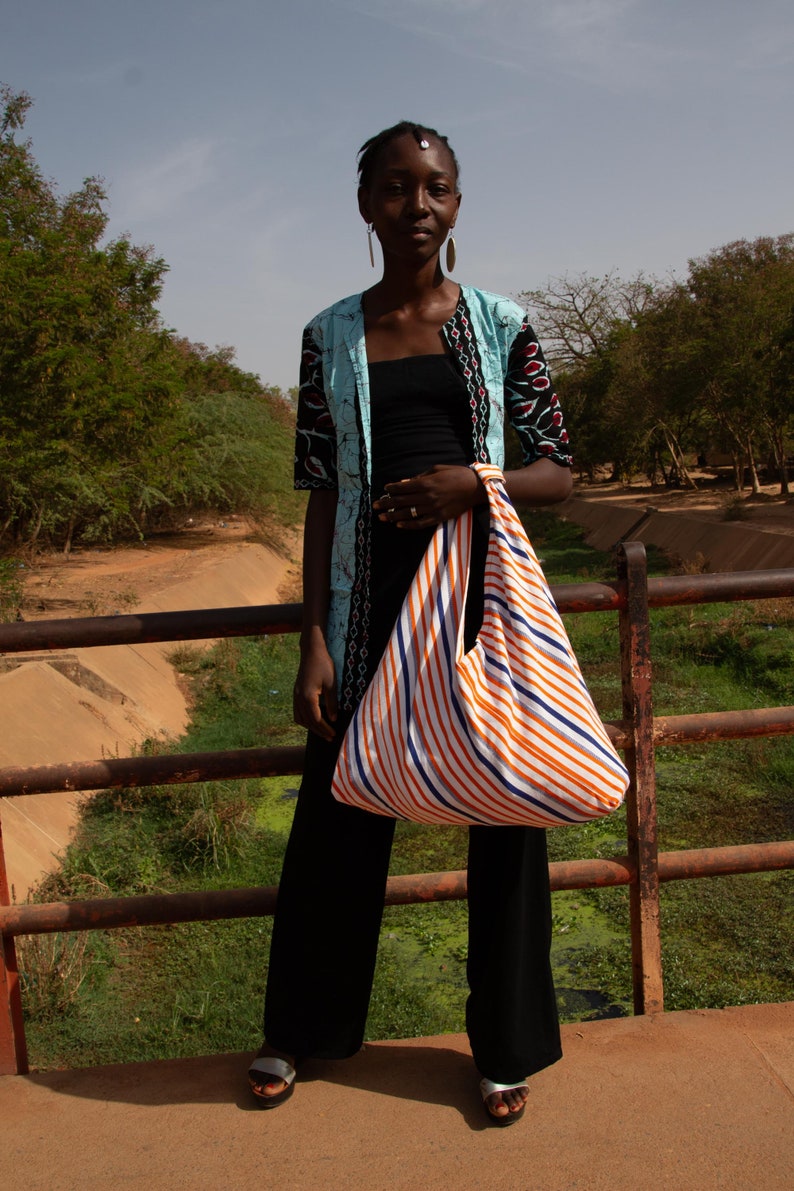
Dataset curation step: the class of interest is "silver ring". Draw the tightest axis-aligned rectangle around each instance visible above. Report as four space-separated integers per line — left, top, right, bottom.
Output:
410 506 418 519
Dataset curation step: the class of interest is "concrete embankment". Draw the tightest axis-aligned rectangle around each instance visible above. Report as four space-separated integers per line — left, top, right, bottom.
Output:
559 495 794 571
1 540 295 900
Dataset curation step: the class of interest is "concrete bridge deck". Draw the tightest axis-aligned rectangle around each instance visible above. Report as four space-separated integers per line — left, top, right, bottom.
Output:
1 1002 792 1190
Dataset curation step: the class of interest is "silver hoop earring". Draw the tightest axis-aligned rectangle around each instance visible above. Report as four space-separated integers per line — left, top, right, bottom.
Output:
445 234 457 273
367 223 375 268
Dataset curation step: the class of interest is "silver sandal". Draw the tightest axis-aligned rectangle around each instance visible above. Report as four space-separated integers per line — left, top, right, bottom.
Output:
479 1077 529 1127
248 1055 297 1109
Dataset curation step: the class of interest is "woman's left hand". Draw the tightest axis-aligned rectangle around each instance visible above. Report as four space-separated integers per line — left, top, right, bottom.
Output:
372 464 486 529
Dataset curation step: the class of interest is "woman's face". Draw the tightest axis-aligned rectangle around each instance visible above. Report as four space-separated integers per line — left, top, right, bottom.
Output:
358 133 461 266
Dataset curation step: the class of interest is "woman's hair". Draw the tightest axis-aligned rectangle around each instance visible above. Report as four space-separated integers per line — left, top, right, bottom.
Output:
357 121 460 191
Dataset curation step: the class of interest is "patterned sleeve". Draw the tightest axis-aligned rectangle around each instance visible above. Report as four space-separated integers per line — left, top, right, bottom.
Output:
294 324 338 490
504 319 573 467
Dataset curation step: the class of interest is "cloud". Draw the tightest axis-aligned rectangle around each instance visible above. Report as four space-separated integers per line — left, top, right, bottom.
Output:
342 0 794 96
339 0 658 87
536 0 794 90
343 0 489 13
742 18 794 71
535 0 678 89
539 0 637 37
114 137 219 224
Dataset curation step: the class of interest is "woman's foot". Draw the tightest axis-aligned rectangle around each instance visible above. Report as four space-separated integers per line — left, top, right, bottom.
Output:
248 1045 297 1108
479 1078 529 1126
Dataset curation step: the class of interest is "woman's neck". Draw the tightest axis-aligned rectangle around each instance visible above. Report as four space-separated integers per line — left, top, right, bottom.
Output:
364 261 458 317
362 270 461 363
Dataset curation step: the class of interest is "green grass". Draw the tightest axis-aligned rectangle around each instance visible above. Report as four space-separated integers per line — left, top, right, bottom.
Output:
17 511 794 1069
0 557 24 622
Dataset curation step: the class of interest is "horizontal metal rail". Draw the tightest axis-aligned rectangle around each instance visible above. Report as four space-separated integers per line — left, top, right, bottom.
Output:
553 568 794 613
0 604 303 654
0 568 792 656
0 746 307 797
3 843 791 939
650 707 794 745
3 707 794 797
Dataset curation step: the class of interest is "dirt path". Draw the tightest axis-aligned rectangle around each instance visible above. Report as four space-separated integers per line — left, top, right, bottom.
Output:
21 516 302 620
2 517 301 899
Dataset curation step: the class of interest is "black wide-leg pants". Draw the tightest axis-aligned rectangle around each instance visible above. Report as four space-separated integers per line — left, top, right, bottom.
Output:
264 720 562 1084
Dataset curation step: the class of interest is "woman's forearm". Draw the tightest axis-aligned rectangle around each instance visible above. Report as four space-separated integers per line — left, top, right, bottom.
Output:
300 489 338 649
294 488 339 738
504 459 573 507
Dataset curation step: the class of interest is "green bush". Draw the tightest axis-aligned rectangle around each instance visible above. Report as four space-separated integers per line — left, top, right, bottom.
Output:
0 557 23 621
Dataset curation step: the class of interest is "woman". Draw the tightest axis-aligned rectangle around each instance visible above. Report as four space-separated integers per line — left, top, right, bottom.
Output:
249 121 573 1126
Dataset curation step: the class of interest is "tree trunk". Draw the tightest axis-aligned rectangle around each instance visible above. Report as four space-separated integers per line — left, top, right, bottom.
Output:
660 425 697 488
28 505 44 547
656 450 670 486
745 436 761 494
731 451 745 492
765 424 790 495
62 514 76 557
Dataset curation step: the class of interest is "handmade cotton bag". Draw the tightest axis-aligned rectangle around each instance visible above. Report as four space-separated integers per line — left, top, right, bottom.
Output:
332 464 629 827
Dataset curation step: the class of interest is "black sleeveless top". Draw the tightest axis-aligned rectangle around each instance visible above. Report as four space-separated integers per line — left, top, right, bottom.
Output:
366 354 489 686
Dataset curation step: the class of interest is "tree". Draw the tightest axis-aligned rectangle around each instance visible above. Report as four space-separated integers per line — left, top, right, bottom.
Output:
0 85 302 550
519 272 669 479
520 248 794 492
170 338 263 398
518 270 659 371
766 307 794 493
684 236 794 493
604 286 708 488
0 86 178 547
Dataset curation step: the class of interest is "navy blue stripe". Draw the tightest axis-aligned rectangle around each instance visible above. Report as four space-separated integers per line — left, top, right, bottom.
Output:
478 651 627 772
348 719 405 816
441 655 582 824
486 591 568 657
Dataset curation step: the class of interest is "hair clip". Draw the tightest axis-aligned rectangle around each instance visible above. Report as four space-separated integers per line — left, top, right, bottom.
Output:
419 138 429 149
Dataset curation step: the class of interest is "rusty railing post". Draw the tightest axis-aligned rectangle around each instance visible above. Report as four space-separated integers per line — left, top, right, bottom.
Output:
616 541 664 1014
0 807 29 1074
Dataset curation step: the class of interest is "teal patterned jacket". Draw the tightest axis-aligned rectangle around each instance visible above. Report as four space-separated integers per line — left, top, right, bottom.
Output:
294 285 572 711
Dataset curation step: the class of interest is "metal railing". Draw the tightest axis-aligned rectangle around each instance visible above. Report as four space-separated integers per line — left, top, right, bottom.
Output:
1 541 793 1076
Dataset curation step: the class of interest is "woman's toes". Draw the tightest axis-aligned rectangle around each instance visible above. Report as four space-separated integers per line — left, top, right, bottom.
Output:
251 1075 287 1098
248 1046 295 1101
486 1092 510 1118
481 1079 529 1122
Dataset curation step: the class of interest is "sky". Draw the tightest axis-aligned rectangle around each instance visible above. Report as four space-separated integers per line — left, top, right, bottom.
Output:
3 0 793 391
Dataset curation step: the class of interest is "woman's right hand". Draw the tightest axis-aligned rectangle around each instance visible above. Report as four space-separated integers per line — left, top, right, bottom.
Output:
293 634 338 741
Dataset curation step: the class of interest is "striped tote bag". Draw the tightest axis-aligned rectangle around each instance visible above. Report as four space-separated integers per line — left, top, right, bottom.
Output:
332 464 629 827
